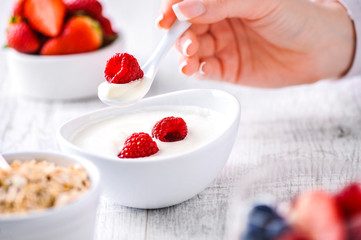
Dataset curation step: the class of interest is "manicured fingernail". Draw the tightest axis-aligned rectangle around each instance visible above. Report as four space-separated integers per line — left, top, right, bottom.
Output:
179 60 188 74
182 39 192 56
199 61 206 75
155 12 164 28
172 0 206 21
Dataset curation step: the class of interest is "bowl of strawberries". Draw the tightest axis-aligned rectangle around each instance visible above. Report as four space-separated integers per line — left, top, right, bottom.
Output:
5 0 121 100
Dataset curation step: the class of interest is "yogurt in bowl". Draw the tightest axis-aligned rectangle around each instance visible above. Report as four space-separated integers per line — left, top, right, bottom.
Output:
70 105 229 159
57 89 241 209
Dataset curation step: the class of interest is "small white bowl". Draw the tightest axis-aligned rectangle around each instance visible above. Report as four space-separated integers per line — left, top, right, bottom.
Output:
6 37 122 100
0 151 101 240
57 89 241 209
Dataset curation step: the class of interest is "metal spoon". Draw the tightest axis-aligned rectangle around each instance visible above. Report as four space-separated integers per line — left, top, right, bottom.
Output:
98 20 192 107
0 153 10 170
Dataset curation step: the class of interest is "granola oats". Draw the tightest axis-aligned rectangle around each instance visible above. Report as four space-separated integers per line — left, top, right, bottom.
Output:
0 160 90 214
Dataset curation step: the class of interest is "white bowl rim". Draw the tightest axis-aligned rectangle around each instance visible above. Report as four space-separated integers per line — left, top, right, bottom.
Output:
5 34 123 61
57 88 241 164
0 151 101 222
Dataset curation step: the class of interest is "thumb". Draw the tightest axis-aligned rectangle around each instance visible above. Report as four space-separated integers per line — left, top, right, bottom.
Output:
172 0 282 23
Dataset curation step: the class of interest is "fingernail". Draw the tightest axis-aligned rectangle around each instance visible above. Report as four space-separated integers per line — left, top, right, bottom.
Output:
155 12 164 28
182 39 192 56
179 60 188 74
172 0 206 21
199 61 206 75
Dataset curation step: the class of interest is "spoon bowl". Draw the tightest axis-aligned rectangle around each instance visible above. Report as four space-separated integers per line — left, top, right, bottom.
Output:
98 20 192 107
98 76 153 107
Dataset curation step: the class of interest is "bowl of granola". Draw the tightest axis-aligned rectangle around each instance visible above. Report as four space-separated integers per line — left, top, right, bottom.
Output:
0 151 101 240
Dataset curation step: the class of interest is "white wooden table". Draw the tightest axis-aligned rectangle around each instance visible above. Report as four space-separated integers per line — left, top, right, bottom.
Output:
1 0 361 239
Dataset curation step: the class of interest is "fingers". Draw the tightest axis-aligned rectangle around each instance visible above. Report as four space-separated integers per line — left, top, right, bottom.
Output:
191 20 235 58
216 45 239 83
175 18 238 81
171 0 283 24
212 19 240 83
172 0 207 21
209 20 235 52
175 30 199 57
156 0 181 29
175 31 215 58
183 48 238 82
196 57 222 80
189 24 209 35
197 34 216 58
178 55 199 76
178 54 223 81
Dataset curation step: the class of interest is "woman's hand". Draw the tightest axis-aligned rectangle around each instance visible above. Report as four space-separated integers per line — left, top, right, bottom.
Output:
157 0 355 87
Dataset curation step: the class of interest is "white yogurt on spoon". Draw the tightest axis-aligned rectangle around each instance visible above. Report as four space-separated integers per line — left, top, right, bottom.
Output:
98 77 151 101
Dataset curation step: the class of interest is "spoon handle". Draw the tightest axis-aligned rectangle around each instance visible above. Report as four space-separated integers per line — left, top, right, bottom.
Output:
143 20 192 77
0 153 10 170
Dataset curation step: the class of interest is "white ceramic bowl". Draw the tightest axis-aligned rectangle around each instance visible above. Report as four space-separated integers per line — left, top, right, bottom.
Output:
6 37 122 100
57 89 241 209
0 151 101 240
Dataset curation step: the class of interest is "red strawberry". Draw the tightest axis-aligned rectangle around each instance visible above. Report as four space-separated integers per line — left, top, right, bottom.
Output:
289 191 347 240
40 15 102 55
104 53 144 84
118 132 159 158
63 0 117 44
336 183 361 220
12 0 25 17
6 17 40 54
152 117 188 142
24 0 66 37
97 15 117 40
63 0 103 17
98 16 117 36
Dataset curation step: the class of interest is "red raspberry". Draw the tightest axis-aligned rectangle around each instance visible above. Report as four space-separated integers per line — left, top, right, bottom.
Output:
335 183 361 219
275 230 307 240
152 117 188 142
104 53 144 84
118 132 159 158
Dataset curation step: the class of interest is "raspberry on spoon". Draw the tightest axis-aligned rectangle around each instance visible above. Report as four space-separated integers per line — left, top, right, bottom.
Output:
104 52 144 84
98 20 191 107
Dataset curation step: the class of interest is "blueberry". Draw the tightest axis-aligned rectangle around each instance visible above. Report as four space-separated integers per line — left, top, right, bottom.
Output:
242 226 265 240
252 205 275 215
242 204 291 240
264 218 289 239
248 205 279 228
